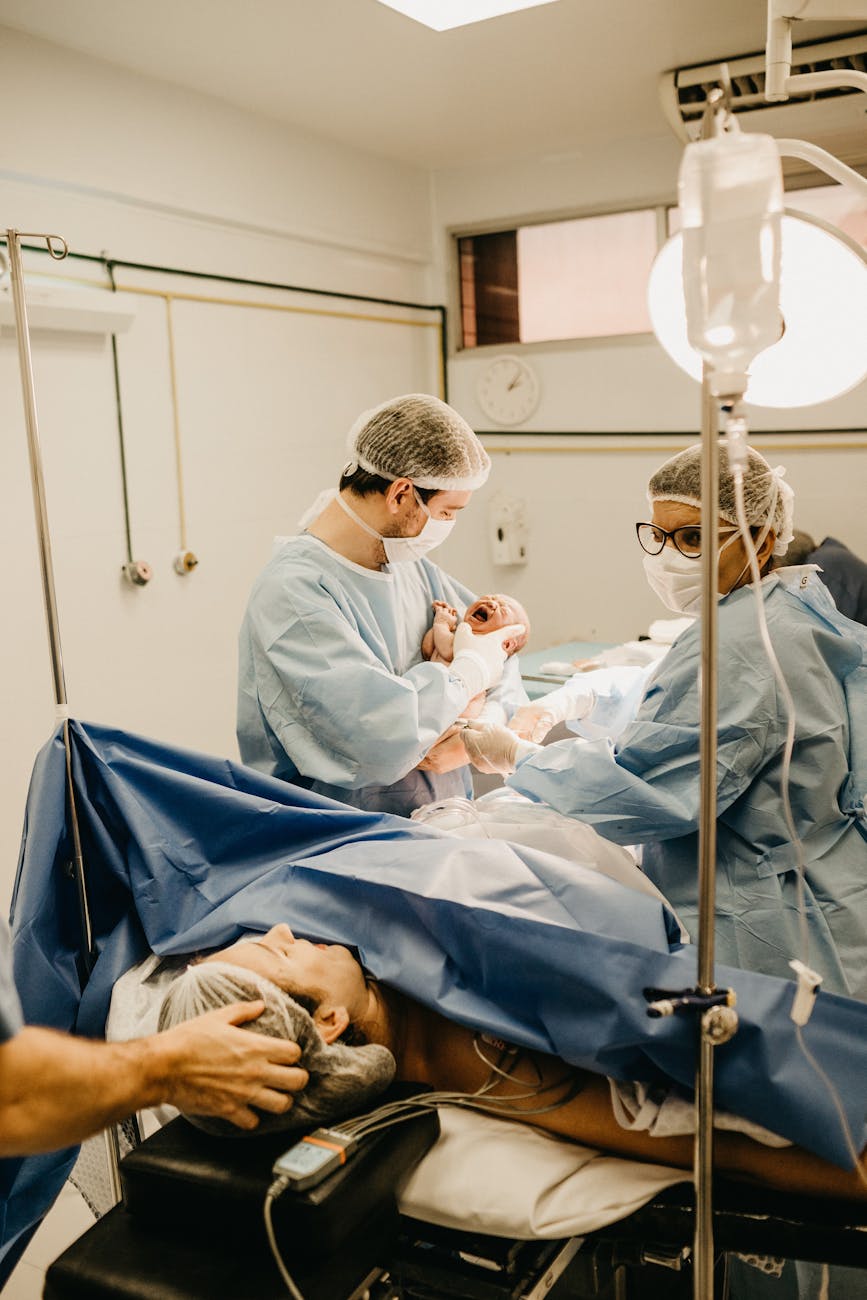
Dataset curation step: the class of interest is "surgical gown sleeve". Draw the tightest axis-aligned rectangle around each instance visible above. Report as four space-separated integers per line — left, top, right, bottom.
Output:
245 596 477 791
508 615 779 844
565 664 656 742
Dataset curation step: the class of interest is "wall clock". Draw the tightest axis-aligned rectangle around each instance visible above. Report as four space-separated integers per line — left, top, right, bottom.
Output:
476 355 540 427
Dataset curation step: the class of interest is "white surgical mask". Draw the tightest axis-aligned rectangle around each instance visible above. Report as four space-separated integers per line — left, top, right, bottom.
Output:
335 490 455 564
642 532 741 616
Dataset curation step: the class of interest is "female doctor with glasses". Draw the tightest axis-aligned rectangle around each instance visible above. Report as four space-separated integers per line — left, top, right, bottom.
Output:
464 443 867 999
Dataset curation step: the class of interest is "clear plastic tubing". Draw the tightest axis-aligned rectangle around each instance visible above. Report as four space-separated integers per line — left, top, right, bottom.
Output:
679 132 784 399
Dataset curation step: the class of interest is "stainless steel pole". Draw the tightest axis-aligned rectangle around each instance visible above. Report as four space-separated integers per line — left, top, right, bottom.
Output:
6 232 70 711
693 370 720 1300
6 229 94 962
6 229 121 1201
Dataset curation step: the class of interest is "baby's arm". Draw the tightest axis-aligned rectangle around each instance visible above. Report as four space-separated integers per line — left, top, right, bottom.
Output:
425 601 459 664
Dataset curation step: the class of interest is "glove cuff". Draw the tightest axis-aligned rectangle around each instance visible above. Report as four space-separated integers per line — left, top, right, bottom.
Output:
514 739 543 767
449 650 488 700
546 683 596 725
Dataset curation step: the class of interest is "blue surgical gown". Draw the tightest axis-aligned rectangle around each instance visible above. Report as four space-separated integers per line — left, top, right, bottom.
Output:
509 572 867 998
238 534 527 817
0 919 23 1044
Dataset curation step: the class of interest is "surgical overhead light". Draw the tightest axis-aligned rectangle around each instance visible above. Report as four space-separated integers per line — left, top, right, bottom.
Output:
648 2 867 412
375 0 560 31
648 209 867 408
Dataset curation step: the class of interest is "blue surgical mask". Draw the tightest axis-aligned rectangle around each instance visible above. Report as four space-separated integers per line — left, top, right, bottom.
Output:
336 490 455 564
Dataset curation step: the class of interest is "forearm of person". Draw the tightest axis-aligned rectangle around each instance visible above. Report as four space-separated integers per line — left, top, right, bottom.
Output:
1 1008 307 1157
505 738 690 840
563 664 655 740
508 701 770 843
0 1026 179 1155
417 726 470 774
266 662 473 790
460 691 487 721
524 1072 867 1200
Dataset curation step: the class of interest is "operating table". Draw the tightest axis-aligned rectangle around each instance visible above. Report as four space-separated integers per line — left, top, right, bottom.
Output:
44 1098 867 1299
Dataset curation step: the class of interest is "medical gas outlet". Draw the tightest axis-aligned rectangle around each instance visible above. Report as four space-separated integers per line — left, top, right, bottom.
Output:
173 549 199 575
122 560 153 587
489 493 529 566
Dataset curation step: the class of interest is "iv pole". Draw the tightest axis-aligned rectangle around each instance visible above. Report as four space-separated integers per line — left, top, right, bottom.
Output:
689 6 867 1290
686 0 867 1268
5 228 123 1203
684 89 741 1300
694 368 721 1300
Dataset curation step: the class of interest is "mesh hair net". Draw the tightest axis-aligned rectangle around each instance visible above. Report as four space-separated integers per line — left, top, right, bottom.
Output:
157 960 395 1137
647 443 795 556
345 394 490 491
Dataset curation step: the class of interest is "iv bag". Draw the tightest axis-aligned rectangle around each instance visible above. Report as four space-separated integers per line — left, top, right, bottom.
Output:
679 131 784 398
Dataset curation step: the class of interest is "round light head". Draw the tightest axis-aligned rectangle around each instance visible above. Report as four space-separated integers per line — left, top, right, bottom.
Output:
648 210 867 408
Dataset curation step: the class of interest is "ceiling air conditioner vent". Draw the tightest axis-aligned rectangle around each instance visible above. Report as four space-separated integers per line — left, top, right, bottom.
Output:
660 31 867 170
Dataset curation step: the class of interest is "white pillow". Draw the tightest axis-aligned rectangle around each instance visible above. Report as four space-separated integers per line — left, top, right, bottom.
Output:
397 1108 687 1240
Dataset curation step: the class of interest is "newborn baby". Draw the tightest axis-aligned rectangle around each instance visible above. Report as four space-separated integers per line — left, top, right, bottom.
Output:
422 594 530 665
422 595 530 721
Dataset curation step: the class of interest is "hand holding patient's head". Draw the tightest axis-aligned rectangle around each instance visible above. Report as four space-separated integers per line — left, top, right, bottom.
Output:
158 959 395 1137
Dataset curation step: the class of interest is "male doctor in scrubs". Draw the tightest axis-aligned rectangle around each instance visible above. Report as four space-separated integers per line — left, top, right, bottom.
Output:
237 394 527 817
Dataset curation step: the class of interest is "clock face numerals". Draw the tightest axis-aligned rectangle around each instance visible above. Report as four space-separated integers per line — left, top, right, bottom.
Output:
476 356 540 426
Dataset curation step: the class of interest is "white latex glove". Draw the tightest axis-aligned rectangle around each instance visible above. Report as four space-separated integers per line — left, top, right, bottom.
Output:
462 720 541 776
508 703 559 744
449 622 526 698
509 677 597 742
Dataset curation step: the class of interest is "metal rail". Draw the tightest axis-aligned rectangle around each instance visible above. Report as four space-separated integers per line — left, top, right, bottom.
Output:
6 227 121 1204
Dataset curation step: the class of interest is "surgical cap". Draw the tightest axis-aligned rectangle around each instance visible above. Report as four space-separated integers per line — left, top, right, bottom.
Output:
648 443 795 557
157 960 395 1137
346 394 490 492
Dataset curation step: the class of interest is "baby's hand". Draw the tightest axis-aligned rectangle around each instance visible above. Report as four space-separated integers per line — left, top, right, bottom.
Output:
431 601 459 631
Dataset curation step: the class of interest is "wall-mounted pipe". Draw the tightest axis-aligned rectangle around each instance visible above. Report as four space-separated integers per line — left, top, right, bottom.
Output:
22 244 449 400
161 296 198 577
105 259 153 588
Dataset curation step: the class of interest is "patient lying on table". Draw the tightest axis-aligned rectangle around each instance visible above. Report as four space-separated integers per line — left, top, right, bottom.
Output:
157 924 867 1203
421 594 530 719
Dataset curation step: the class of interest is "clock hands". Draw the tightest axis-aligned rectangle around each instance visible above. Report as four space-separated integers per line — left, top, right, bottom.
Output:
477 356 538 426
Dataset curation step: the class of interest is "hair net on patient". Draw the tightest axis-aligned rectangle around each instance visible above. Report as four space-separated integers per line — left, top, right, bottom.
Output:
157 960 395 1137
345 394 491 491
648 443 795 556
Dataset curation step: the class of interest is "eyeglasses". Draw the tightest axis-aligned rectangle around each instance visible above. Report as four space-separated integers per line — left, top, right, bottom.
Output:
635 521 739 560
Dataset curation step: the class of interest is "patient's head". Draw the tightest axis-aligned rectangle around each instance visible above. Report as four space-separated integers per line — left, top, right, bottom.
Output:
464 594 530 654
158 929 394 1136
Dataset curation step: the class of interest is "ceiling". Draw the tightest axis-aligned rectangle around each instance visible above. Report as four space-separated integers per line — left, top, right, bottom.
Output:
0 0 861 169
